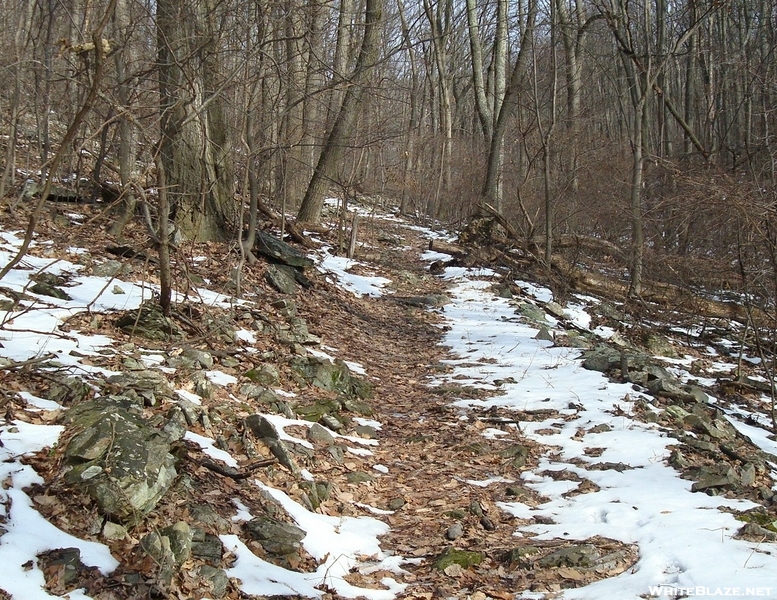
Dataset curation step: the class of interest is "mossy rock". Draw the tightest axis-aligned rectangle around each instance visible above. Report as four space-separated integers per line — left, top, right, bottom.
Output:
736 510 777 533
289 356 372 400
295 399 341 423
434 547 484 570
116 302 182 341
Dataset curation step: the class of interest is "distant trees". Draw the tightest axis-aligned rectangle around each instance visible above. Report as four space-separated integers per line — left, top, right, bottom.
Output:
1 0 777 298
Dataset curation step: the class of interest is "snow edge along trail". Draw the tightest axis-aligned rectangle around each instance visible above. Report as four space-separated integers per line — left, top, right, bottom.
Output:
425 259 777 599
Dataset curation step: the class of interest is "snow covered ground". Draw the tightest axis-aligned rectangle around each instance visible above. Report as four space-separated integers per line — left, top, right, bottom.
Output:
2 208 777 599
424 263 777 599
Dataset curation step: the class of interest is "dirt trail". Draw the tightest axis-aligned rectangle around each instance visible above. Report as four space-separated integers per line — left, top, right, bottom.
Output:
292 217 550 598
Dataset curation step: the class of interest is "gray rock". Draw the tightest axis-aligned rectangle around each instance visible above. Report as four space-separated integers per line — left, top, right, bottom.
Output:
347 471 375 484
289 355 372 399
516 302 547 324
691 465 738 493
45 376 92 406
504 546 541 568
163 521 194 564
308 423 336 445
644 333 678 358
107 369 174 406
537 544 600 568
139 523 193 584
190 505 232 535
740 463 757 487
176 396 203 425
271 298 297 316
162 406 188 442
255 230 314 268
199 565 229 598
245 364 280 387
500 444 529 468
31 281 71 300
388 497 406 510
354 424 378 439
192 528 225 564
534 326 554 342
91 259 126 278
244 516 306 555
245 414 279 440
182 347 214 369
321 414 345 431
102 522 128 540
581 345 622 373
545 301 568 319
446 522 464 540
665 405 690 420
116 301 182 341
37 548 84 589
266 264 297 295
62 397 177 525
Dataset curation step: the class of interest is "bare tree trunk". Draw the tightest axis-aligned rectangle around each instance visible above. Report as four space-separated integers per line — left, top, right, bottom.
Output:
157 0 236 241
0 0 35 205
108 0 139 239
296 0 383 224
482 0 538 210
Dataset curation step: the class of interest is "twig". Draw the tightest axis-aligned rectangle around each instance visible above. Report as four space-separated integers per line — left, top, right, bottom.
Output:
0 353 58 370
189 455 276 480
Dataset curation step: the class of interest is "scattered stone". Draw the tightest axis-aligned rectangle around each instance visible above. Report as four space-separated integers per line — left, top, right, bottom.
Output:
308 423 336 445
182 347 214 369
266 264 297 295
537 544 600 568
198 565 229 598
244 516 305 556
244 364 280 386
116 301 183 340
535 326 554 342
504 545 541 568
31 281 71 300
446 522 464 540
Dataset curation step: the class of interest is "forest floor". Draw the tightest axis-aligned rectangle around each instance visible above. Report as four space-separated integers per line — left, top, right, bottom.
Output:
1 196 777 600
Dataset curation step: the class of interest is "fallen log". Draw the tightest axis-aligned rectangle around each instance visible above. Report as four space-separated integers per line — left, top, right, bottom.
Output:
429 239 468 258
